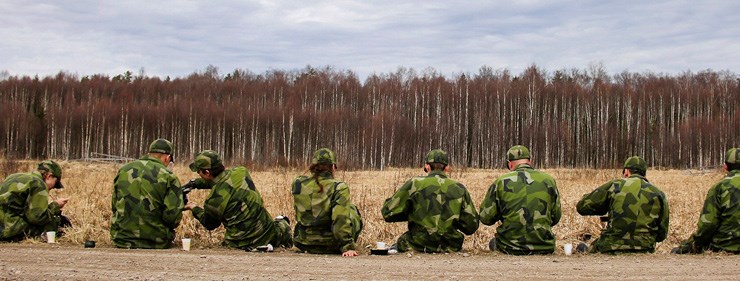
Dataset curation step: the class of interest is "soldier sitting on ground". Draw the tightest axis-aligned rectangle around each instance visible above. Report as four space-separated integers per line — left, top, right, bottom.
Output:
382 149 479 253
292 148 363 256
183 150 292 250
673 148 740 254
110 139 184 249
479 145 562 255
577 156 669 254
0 160 70 242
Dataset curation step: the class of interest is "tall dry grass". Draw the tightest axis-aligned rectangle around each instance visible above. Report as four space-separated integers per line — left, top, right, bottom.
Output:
3 160 724 254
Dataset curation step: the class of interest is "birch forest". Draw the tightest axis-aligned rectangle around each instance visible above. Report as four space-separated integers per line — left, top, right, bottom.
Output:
0 65 737 169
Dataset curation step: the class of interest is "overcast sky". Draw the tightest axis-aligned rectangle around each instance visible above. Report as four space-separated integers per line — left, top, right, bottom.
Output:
1 0 738 80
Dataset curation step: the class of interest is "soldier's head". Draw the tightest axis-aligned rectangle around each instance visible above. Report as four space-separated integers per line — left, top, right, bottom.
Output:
623 156 647 177
37 160 64 190
424 149 448 172
506 145 531 171
725 148 740 172
189 150 225 180
310 148 338 177
148 138 175 165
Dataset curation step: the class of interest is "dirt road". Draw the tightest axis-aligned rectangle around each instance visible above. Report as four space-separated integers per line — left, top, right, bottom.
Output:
1 244 739 280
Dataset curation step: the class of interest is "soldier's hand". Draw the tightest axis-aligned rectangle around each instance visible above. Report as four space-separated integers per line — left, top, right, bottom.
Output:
184 202 198 210
55 198 69 208
341 250 358 257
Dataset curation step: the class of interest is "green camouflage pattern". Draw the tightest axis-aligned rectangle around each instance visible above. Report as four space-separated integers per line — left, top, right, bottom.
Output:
382 170 479 253
191 166 292 249
312 148 337 165
292 172 362 254
425 149 449 165
189 150 223 172
725 148 740 164
110 155 184 249
624 156 648 175
577 174 669 254
148 138 174 154
479 163 561 255
675 169 740 254
0 171 62 241
507 145 531 160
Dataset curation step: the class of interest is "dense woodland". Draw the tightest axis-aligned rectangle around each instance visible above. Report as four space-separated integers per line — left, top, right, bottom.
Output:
0 65 737 169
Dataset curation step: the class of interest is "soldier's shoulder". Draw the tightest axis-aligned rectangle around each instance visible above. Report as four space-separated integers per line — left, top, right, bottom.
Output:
231 166 250 174
529 169 556 180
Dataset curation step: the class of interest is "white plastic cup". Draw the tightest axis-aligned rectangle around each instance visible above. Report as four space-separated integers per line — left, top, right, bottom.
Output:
46 231 56 243
376 242 386 249
564 243 573 255
182 238 191 251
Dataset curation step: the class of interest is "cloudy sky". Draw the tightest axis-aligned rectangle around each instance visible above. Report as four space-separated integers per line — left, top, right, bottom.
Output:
1 0 738 80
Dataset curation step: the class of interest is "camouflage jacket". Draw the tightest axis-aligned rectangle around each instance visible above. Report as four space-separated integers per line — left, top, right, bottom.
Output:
191 166 280 249
292 173 362 253
577 174 669 253
479 164 561 254
678 169 740 253
382 170 479 253
0 171 62 240
110 155 184 249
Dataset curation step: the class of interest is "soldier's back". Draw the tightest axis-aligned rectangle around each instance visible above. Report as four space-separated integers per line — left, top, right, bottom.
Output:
110 156 177 249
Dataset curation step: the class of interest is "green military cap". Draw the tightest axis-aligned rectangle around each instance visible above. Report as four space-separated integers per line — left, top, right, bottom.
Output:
189 150 223 172
425 149 449 165
149 138 174 155
726 148 740 164
507 145 531 160
37 160 64 189
312 148 337 165
624 156 648 174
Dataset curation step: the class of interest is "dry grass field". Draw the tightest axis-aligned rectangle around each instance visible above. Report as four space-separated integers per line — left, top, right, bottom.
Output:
0 159 725 254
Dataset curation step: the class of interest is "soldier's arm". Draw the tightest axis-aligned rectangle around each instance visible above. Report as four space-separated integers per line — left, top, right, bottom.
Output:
191 184 229 230
24 182 60 225
478 181 501 225
381 180 413 222
456 186 480 235
576 180 612 216
656 192 670 242
550 180 562 226
189 178 210 189
330 183 357 252
161 174 184 229
689 184 722 247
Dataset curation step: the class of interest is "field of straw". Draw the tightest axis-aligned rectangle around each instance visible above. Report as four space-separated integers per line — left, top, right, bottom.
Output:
1 159 724 254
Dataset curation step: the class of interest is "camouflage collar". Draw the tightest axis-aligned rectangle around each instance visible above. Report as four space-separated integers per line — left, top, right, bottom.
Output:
514 163 533 170
316 171 334 179
428 170 447 178
140 154 165 166
629 174 649 182
31 170 44 180
213 168 231 185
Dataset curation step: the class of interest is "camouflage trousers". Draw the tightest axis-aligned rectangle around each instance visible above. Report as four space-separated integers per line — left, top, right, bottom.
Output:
272 218 293 248
395 231 464 253
489 237 555 255
588 236 655 254
293 215 363 254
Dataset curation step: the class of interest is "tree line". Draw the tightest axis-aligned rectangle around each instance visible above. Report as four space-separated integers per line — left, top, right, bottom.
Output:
0 65 737 170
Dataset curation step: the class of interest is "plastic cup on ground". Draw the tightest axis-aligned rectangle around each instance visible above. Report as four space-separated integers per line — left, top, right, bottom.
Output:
376 242 386 249
182 238 191 251
46 231 56 243
564 243 573 255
